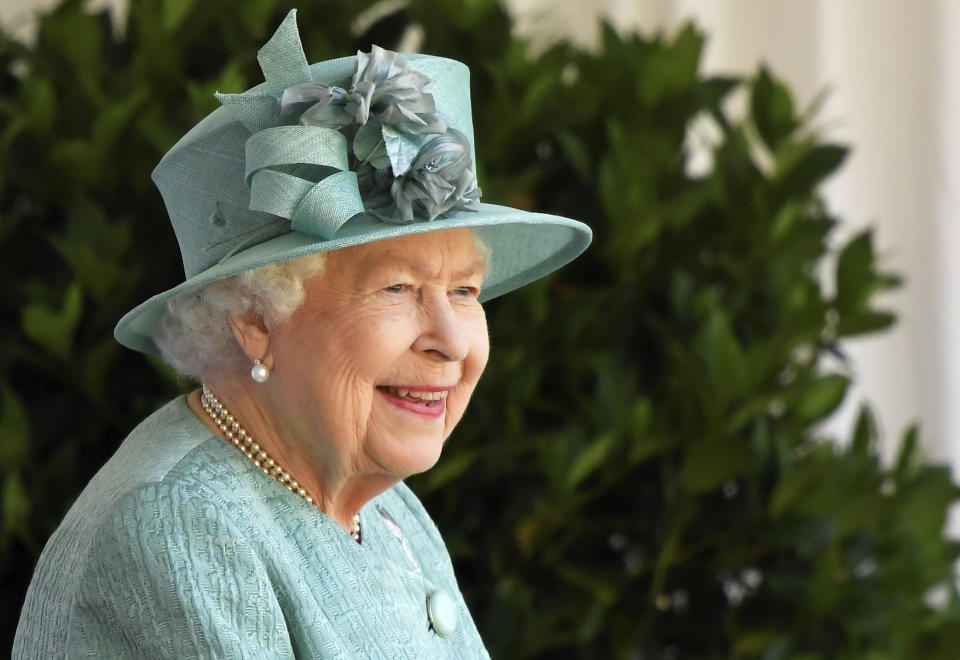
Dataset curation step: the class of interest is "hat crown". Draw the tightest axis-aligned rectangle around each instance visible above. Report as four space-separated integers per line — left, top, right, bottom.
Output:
152 12 474 280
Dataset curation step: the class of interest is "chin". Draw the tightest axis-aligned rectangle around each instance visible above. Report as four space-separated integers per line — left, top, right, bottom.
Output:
368 436 446 480
397 446 445 478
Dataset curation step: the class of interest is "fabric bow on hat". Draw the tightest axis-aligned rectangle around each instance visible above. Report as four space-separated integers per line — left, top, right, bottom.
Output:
216 10 481 241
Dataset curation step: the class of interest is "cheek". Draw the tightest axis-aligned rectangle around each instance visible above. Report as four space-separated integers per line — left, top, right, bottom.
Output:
465 312 490 380
294 351 368 429
288 316 384 421
311 308 400 378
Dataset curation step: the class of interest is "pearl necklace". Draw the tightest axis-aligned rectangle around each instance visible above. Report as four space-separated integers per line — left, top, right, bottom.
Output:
200 385 361 543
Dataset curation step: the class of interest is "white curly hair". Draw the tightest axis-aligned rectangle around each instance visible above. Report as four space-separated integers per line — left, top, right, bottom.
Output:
153 253 327 381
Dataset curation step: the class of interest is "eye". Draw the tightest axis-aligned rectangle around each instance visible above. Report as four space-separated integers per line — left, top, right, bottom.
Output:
384 284 406 293
451 286 479 298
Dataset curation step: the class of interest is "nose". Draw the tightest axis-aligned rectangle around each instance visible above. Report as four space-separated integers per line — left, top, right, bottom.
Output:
412 294 470 362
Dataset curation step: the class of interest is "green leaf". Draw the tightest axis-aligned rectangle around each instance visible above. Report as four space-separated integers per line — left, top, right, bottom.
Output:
894 466 960 539
566 433 615 489
51 139 101 184
699 307 748 402
681 437 753 493
662 181 712 228
628 433 676 464
0 385 29 471
791 653 825 660
795 375 848 422
0 115 30 155
39 4 104 75
91 87 150 150
835 231 876 313
520 70 560 120
759 636 802 660
81 339 122 404
555 130 592 183
21 282 84 360
771 516 839 555
670 271 694 314
640 23 703 104
894 425 919 481
696 75 741 113
162 0 196 32
630 397 653 435
238 2 278 35
751 66 797 151
851 406 876 457
733 629 780 656
422 450 479 493
50 199 129 302
775 143 848 201
835 310 897 338
21 77 56 136
770 201 801 242
769 458 825 517
2 472 30 535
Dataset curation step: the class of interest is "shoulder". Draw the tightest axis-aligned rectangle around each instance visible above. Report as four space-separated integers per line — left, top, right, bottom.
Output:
76 427 265 597
80 428 282 576
54 396 237 556
90 474 241 553
65 465 293 657
21 394 220 587
83 395 220 500
14 396 282 658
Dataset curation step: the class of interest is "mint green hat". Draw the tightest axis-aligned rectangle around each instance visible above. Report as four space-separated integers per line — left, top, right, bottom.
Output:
114 9 592 355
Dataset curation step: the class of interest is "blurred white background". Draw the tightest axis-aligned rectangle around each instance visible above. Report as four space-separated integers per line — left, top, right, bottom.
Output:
4 0 958 474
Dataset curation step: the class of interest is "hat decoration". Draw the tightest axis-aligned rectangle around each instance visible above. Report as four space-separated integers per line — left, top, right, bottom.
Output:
215 10 480 251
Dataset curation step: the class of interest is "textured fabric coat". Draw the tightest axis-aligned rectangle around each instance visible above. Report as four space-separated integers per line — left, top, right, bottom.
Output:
14 397 489 658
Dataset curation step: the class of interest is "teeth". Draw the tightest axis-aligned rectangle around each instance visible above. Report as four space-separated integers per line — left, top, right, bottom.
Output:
385 387 449 401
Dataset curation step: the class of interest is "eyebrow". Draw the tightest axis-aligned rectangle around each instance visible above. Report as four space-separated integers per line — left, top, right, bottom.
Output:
368 251 487 281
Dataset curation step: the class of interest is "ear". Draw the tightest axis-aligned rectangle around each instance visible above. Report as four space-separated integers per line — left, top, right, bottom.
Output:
229 312 273 370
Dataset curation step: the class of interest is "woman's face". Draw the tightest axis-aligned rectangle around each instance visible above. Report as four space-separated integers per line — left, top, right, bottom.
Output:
266 228 489 481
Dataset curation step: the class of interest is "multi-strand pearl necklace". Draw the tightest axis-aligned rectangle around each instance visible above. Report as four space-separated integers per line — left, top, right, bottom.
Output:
200 385 361 542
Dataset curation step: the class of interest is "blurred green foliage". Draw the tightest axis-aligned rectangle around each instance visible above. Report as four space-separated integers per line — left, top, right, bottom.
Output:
3 0 960 657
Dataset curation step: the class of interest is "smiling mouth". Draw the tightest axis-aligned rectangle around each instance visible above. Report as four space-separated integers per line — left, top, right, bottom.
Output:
376 386 449 407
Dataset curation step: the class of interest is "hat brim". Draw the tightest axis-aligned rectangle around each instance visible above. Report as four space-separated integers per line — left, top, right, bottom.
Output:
114 202 591 354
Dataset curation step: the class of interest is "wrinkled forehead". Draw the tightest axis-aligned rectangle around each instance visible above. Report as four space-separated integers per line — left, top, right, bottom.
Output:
327 228 487 280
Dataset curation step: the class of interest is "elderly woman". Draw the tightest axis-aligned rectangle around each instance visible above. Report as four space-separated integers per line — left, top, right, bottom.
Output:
14 11 590 658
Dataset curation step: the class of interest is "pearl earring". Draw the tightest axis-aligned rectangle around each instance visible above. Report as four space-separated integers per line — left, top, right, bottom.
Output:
250 358 270 383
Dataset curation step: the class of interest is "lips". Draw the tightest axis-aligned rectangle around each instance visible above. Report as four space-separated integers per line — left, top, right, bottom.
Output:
376 385 449 418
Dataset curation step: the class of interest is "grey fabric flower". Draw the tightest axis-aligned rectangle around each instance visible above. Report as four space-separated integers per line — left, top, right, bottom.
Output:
279 47 447 177
273 46 480 223
279 82 357 128
350 46 446 135
279 47 445 136
390 129 481 221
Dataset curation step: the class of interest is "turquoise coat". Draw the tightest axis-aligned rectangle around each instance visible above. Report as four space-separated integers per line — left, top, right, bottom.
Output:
14 397 489 658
